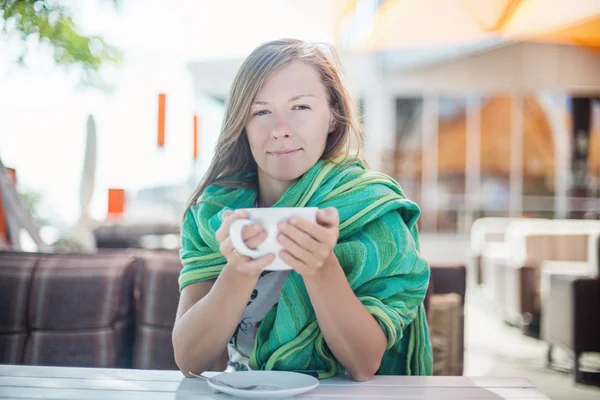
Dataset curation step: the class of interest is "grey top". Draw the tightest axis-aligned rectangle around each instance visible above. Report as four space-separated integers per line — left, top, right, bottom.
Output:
227 269 290 371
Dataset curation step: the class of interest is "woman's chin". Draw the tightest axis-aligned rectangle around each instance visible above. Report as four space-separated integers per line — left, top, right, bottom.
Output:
270 170 305 182
259 160 308 181
261 164 307 182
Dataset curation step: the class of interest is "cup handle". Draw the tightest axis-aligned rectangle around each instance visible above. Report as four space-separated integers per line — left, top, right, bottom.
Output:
229 219 264 258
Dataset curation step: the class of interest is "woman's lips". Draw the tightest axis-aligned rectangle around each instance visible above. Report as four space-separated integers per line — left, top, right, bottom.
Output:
268 149 302 157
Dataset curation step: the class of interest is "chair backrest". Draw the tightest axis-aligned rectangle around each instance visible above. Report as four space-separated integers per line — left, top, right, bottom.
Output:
470 218 536 255
0 252 40 364
524 234 589 264
504 219 600 265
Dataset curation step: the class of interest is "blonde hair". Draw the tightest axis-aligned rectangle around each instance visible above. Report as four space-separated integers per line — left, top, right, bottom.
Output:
185 38 363 213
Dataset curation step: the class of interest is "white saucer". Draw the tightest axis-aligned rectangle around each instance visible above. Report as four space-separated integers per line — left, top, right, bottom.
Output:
206 371 319 399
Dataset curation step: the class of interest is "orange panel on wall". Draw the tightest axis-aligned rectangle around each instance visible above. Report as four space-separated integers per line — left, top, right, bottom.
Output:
107 188 125 219
157 93 166 148
193 114 199 161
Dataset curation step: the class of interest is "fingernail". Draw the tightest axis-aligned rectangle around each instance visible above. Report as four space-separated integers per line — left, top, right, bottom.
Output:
289 218 297 225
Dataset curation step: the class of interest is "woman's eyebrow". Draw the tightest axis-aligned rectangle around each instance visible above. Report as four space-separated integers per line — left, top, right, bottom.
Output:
288 94 317 102
252 94 318 105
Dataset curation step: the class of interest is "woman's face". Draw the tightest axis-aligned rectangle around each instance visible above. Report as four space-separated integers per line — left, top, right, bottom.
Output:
245 60 334 185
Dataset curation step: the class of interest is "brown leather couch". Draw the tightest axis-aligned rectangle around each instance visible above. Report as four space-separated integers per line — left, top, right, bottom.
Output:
0 250 466 375
0 251 137 367
545 235 600 385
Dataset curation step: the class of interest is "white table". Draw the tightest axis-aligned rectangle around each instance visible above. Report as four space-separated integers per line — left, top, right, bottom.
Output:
0 365 550 399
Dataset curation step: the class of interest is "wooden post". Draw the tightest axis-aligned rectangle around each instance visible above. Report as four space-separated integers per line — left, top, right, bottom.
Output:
0 182 10 247
0 159 50 251
568 97 592 219
0 168 17 245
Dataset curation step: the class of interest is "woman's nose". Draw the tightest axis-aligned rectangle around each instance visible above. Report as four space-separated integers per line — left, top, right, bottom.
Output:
271 115 292 139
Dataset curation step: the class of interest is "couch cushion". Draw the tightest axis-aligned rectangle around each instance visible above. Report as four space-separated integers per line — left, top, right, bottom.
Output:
28 254 137 330
0 333 27 364
133 251 181 370
429 265 466 305
0 253 39 333
136 251 181 328
133 325 178 370
429 293 462 376
429 264 466 375
23 319 133 368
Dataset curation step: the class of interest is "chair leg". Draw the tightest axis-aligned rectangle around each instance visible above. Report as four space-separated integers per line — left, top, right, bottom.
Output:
546 343 553 369
574 352 583 384
573 352 600 387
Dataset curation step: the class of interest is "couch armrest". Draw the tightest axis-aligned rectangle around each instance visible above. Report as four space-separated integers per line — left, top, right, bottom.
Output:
573 278 600 354
546 274 577 350
519 264 537 317
502 262 536 325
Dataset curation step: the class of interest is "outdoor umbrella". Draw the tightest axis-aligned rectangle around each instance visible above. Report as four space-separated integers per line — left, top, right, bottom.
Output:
358 0 600 51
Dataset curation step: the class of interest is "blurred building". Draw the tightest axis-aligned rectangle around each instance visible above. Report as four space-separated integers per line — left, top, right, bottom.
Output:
187 35 600 234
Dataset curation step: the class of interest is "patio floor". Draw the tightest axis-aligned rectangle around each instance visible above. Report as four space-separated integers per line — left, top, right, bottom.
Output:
463 287 600 400
418 233 600 399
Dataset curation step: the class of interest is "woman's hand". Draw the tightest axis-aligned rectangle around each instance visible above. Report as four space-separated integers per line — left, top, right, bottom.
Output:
216 209 274 277
277 207 340 277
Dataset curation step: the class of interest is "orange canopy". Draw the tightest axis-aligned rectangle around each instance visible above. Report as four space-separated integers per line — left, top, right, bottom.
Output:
359 0 600 50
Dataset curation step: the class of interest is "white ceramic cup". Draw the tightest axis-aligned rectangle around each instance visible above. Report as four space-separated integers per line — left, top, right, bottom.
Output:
229 207 318 271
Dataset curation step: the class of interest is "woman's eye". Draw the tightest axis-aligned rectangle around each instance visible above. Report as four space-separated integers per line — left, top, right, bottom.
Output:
253 110 270 116
292 105 310 111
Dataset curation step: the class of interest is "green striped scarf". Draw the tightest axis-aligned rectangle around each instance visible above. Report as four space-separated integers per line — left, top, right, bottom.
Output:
179 156 432 378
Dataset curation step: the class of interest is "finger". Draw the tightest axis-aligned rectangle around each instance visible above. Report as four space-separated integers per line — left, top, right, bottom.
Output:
245 253 275 273
216 209 248 242
245 230 268 249
316 207 339 227
219 236 235 257
241 222 265 241
281 219 326 246
279 251 312 274
277 233 319 266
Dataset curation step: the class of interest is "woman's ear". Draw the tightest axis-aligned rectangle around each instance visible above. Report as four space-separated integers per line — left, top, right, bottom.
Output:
328 108 339 133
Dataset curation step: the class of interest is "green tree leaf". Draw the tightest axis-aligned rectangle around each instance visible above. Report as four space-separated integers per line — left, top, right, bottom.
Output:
0 0 121 86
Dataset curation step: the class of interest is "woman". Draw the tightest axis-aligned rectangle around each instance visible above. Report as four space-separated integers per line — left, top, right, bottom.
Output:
173 39 432 382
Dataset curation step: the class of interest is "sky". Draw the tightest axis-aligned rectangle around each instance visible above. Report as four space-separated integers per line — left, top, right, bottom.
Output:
0 0 336 229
